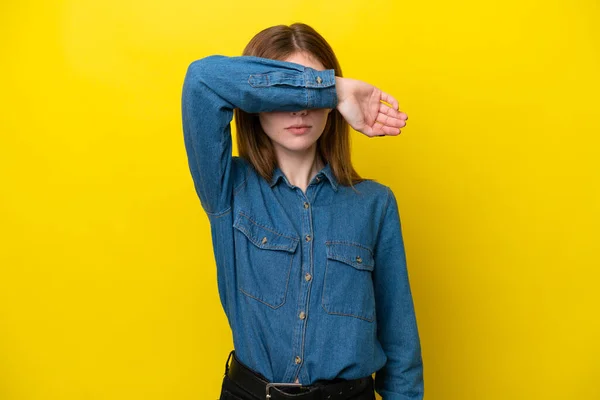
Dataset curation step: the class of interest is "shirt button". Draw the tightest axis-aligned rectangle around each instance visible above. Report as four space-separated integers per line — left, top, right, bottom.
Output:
356 256 362 263
262 237 268 244
295 356 302 364
304 273 312 281
303 202 309 209
316 176 321 182
305 235 311 242
316 76 322 84
299 311 306 320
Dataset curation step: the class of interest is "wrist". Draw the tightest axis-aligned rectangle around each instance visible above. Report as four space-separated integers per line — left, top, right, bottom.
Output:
335 77 348 106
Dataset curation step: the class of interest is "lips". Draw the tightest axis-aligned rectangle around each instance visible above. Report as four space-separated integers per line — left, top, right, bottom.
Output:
286 125 311 135
286 124 311 129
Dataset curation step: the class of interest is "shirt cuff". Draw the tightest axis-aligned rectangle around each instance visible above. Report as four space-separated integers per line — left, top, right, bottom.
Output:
304 68 337 109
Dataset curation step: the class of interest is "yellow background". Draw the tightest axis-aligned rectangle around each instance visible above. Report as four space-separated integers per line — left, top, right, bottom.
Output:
1 1 599 399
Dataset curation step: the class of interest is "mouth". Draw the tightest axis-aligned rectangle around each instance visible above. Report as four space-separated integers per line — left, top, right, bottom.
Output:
285 125 312 135
286 124 312 129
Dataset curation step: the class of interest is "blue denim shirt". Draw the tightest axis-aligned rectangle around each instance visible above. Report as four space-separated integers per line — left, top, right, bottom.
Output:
181 55 424 399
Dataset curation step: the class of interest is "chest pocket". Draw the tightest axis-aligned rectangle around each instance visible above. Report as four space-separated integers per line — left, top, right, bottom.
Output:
321 241 376 322
233 211 299 309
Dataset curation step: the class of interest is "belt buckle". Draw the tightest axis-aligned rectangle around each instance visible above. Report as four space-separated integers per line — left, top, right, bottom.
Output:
265 382 303 399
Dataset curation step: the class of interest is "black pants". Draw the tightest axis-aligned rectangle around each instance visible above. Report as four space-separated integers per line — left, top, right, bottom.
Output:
218 357 376 400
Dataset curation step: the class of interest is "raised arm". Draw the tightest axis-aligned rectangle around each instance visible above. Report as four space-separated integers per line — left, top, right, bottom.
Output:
180 55 337 216
373 187 424 400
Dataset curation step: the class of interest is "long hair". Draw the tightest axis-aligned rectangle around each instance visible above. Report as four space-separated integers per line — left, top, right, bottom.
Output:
234 23 366 188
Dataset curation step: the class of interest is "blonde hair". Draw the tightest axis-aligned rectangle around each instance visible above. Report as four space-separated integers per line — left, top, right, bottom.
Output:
234 23 366 188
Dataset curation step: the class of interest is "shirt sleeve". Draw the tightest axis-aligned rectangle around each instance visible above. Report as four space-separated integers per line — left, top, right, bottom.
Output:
373 187 425 400
180 55 338 216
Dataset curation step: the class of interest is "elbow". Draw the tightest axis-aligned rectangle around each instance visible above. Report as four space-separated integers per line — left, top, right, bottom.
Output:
185 55 225 86
182 59 213 100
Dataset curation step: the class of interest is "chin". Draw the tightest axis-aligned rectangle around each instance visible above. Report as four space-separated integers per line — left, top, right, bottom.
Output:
275 137 318 153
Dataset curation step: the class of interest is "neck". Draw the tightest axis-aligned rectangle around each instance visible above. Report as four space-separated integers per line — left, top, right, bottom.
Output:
275 145 324 190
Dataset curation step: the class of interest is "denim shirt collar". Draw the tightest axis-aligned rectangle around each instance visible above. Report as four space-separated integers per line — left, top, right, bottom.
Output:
269 162 338 192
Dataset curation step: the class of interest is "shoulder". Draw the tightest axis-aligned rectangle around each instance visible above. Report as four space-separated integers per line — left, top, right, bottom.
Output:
351 178 394 203
350 179 400 221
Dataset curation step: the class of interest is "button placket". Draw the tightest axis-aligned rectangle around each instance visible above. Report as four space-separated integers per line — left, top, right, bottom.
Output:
291 193 313 381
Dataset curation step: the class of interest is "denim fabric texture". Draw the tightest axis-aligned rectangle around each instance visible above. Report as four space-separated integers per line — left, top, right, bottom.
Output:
181 55 424 400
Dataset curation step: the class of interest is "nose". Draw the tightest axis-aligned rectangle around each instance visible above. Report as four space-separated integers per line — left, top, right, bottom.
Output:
291 109 308 116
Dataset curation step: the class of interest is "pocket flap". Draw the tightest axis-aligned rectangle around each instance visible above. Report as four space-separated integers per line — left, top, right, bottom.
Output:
325 242 374 271
233 212 299 253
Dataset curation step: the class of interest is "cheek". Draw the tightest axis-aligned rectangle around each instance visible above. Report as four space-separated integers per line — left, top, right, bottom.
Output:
315 111 331 129
259 113 287 133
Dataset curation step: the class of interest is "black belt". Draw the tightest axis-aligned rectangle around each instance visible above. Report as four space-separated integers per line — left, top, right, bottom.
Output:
225 350 372 400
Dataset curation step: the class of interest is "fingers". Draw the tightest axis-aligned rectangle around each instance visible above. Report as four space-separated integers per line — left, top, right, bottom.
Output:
379 101 408 121
380 92 408 120
377 104 407 128
382 124 402 135
375 112 406 129
381 92 399 111
363 91 408 137
370 121 401 136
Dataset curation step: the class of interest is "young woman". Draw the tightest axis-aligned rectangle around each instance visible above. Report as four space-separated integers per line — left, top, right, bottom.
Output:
181 23 423 400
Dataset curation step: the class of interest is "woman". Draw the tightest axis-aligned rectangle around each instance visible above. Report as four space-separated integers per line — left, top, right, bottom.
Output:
181 22 424 400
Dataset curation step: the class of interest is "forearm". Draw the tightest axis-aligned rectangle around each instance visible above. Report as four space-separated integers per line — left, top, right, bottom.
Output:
183 55 337 113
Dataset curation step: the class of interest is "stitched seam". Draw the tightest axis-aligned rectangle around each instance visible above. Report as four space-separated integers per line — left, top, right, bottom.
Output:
233 175 248 195
297 192 315 380
233 223 296 251
238 287 286 309
325 241 375 269
247 74 269 88
321 258 375 322
327 255 374 270
374 187 393 250
235 247 295 309
325 240 374 256
238 211 299 241
206 206 232 218
322 308 375 322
